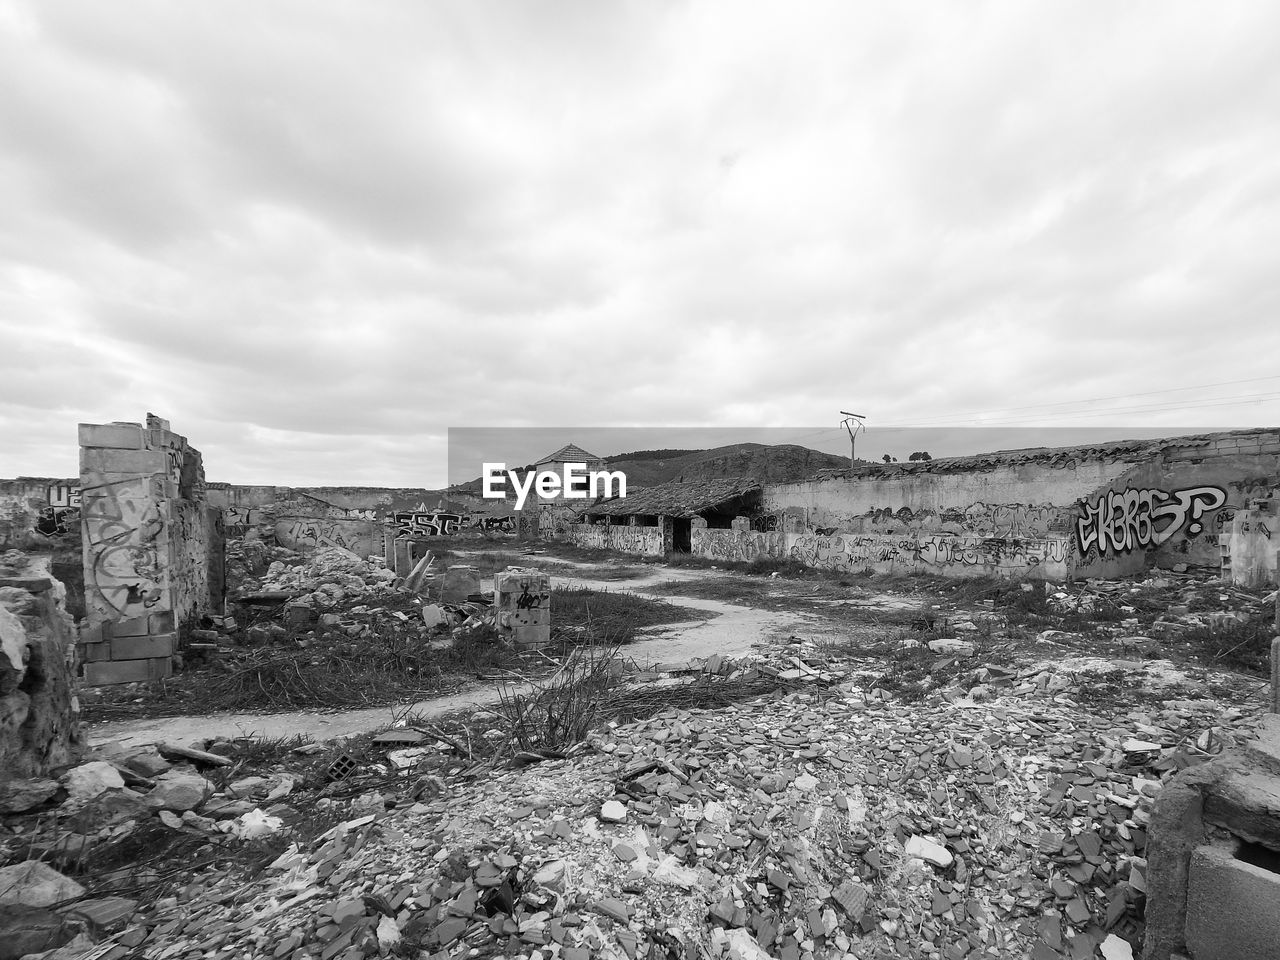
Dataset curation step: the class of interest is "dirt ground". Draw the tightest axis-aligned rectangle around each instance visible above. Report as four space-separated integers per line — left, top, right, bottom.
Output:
86 561 819 748
16 543 1279 960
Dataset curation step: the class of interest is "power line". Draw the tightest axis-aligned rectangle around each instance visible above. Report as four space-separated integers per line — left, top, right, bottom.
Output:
874 375 1280 427
879 393 1280 429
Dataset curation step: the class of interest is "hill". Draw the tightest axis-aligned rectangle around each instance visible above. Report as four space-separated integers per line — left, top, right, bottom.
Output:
449 443 853 494
603 443 852 485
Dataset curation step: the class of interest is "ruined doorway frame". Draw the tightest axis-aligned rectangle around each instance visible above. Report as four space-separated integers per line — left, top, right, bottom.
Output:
671 517 692 553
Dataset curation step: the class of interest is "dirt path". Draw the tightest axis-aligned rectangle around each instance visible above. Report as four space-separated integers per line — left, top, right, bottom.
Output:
88 565 815 750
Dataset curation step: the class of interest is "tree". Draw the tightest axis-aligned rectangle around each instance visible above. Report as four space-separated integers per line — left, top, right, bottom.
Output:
909 451 933 461
882 454 892 463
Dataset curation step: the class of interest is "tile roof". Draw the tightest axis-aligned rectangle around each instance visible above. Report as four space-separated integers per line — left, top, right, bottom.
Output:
579 477 761 519
537 443 604 465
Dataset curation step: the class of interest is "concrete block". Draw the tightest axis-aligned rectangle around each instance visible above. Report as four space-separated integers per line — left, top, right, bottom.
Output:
78 423 145 450
1186 842 1280 960
109 633 176 660
80 642 110 663
108 617 150 638
148 611 176 634
78 622 104 645
84 657 172 686
1203 769 1280 848
79 447 167 476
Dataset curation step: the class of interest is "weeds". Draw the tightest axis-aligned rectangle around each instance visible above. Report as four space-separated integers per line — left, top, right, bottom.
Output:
551 586 710 644
493 639 622 755
744 556 811 577
1180 617 1276 672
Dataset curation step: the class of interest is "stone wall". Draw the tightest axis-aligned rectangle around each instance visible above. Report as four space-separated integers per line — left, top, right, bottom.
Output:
77 414 224 685
0 551 83 778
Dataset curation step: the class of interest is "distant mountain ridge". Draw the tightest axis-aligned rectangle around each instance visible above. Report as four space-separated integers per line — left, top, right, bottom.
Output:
602 443 852 486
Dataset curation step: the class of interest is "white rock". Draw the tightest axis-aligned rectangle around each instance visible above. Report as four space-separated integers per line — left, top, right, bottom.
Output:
725 928 773 960
533 859 568 889
599 799 627 822
376 915 401 947
793 773 819 792
421 604 448 629
904 835 953 868
63 760 125 803
1100 934 1135 960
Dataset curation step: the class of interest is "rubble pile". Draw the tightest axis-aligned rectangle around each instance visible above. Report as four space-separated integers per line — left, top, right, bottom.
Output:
40 671 1263 960
244 548 401 609
0 740 311 959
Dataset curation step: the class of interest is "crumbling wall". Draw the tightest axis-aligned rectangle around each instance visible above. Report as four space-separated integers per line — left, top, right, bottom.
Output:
0 551 83 778
0 478 87 619
691 527 1073 579
78 414 224 684
0 478 81 551
765 457 1136 539
762 430 1280 581
207 484 512 555
1226 501 1278 587
560 522 665 556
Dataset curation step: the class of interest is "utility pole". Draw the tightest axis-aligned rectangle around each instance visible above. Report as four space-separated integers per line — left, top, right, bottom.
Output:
840 412 865 467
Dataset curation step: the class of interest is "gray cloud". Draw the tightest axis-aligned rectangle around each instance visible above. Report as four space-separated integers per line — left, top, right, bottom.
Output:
1 0 1278 485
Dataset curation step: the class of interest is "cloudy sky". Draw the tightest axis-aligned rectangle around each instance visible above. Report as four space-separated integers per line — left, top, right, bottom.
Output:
2 0 1278 487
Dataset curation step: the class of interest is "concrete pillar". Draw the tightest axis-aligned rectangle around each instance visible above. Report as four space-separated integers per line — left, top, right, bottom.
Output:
494 568 551 649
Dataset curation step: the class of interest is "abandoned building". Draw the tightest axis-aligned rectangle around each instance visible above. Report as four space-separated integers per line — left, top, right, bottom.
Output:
569 478 764 555
537 429 1280 585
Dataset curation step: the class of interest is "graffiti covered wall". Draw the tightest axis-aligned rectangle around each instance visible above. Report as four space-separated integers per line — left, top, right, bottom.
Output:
569 430 1279 581
78 414 224 684
0 479 82 551
691 528 1072 579
560 522 666 557
207 485 516 554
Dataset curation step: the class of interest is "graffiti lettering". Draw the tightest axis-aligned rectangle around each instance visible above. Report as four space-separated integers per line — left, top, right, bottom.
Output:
1075 485 1228 557
472 516 516 533
515 585 543 610
390 511 467 537
34 506 79 538
275 519 371 554
47 484 81 508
